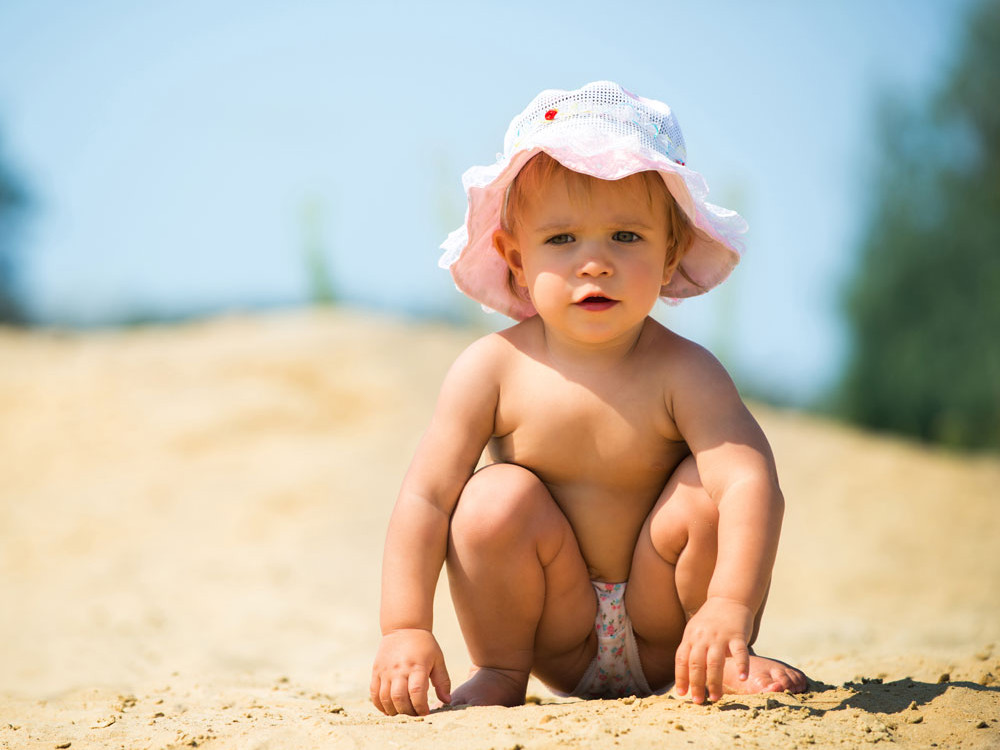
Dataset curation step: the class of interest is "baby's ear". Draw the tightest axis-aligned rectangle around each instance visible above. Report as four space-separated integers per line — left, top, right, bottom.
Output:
660 244 683 290
493 229 527 286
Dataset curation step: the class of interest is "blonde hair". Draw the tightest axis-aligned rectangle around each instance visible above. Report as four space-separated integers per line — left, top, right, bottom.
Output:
500 152 695 300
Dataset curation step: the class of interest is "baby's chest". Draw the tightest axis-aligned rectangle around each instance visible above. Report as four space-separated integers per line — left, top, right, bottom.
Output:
493 384 679 475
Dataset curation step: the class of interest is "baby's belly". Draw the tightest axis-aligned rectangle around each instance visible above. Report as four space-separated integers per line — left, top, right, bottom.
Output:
486 439 689 580
546 481 662 583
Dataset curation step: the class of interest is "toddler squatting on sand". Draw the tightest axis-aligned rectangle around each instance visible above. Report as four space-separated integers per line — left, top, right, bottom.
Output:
371 82 808 716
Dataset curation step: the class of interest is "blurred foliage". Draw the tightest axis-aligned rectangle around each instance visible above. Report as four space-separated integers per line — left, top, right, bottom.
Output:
0 127 30 324
302 198 337 306
839 0 1000 449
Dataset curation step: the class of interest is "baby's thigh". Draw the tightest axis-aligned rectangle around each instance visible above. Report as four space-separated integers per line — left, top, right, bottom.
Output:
449 464 597 666
625 457 719 640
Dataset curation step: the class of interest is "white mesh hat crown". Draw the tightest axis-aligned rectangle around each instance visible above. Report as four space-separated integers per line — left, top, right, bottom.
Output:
439 81 747 321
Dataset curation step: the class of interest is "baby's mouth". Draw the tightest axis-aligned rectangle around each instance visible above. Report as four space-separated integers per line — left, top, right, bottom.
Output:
576 295 618 310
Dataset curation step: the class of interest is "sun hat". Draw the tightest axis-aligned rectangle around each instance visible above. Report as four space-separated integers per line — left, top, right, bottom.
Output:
438 81 747 321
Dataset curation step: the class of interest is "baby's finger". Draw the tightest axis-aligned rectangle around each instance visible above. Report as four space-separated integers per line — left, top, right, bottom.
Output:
706 644 727 702
687 647 708 704
729 639 750 682
390 674 416 716
370 673 386 715
379 678 397 716
430 659 452 705
408 668 431 716
674 643 691 696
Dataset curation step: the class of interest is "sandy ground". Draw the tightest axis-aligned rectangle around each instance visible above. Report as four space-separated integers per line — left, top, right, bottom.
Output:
1 308 998 750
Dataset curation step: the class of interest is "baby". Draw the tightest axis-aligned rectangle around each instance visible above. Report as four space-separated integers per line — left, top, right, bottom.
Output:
371 81 807 716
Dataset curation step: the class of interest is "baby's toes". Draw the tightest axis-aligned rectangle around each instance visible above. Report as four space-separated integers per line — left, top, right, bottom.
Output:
750 667 789 693
773 666 807 693
770 669 795 691
792 669 809 692
747 671 782 692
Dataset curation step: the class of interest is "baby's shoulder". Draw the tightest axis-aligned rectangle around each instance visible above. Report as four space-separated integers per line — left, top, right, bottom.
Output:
641 320 735 388
466 317 546 361
642 320 724 366
447 325 530 380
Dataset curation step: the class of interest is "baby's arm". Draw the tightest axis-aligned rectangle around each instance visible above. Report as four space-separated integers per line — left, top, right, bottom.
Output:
667 345 785 703
371 337 501 716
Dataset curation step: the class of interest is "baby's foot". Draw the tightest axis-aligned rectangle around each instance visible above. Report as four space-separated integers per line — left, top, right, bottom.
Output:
449 666 529 708
723 654 808 695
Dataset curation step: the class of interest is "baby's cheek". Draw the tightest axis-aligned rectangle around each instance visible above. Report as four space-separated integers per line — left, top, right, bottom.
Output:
531 271 570 303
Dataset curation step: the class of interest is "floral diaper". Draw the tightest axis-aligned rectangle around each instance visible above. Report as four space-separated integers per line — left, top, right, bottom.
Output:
566 581 654 699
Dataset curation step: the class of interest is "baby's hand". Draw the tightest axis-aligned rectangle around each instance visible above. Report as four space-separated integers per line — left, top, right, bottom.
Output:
371 628 452 716
674 597 754 704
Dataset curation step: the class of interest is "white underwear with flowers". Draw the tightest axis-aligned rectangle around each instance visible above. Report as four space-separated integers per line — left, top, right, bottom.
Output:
562 581 671 700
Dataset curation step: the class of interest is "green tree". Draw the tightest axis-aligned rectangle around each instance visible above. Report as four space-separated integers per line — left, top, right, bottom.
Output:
839 0 1000 449
0 127 30 324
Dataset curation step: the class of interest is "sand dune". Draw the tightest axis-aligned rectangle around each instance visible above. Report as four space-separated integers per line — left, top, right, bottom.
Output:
1 309 997 749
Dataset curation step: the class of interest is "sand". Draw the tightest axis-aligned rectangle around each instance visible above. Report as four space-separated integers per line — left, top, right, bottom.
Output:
1 308 997 749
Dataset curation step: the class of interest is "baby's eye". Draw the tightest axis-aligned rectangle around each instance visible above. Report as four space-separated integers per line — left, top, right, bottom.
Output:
546 233 574 245
612 231 641 243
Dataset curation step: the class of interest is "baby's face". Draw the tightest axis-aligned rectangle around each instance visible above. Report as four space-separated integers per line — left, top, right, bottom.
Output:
498 171 675 345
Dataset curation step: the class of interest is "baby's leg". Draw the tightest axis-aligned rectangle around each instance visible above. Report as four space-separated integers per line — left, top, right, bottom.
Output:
446 463 597 707
626 456 807 703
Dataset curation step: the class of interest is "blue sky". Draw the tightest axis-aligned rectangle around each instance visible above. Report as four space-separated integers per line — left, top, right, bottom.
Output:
0 0 975 403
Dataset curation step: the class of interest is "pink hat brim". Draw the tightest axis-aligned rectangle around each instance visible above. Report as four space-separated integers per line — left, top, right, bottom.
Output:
439 96 746 321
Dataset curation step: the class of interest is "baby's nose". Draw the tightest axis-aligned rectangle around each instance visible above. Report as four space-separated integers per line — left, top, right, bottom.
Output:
577 244 613 276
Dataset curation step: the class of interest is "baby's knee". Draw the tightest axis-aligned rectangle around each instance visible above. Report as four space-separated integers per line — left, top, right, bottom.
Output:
647 461 719 550
670 455 704 494
669 457 716 513
449 463 549 548
668 490 719 539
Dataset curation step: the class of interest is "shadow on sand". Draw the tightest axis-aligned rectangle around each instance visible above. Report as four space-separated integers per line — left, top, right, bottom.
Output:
716 677 1000 719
